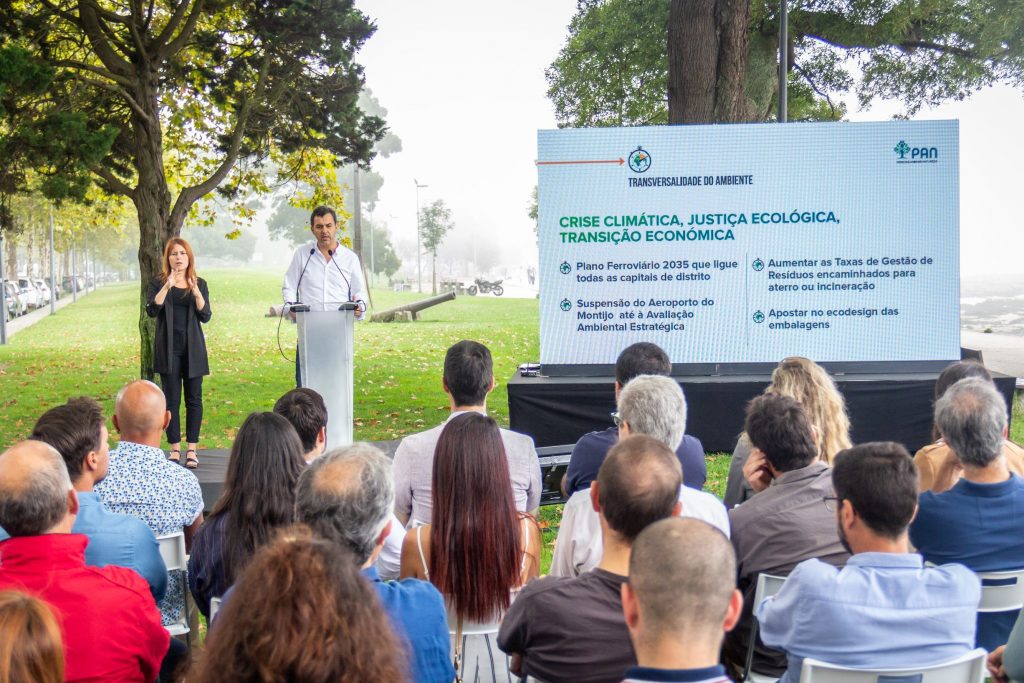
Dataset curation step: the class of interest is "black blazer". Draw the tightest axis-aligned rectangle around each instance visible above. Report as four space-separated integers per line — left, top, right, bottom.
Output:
146 276 212 377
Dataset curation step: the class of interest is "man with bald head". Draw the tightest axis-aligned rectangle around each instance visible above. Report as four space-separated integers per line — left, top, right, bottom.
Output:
0 441 168 683
296 444 453 683
499 435 684 683
96 379 205 627
621 518 742 682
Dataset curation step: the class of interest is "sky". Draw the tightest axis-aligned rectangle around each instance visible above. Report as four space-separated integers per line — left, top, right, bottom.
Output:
353 0 1024 280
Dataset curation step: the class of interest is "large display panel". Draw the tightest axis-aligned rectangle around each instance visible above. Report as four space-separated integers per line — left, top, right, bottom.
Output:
537 121 960 366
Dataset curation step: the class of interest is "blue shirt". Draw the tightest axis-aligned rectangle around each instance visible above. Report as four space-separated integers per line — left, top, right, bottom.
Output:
566 427 706 495
910 474 1024 650
362 566 455 683
622 664 730 683
757 553 979 683
74 491 167 602
0 495 167 603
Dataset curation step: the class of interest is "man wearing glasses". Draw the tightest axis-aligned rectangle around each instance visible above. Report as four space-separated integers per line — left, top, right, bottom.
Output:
757 442 979 682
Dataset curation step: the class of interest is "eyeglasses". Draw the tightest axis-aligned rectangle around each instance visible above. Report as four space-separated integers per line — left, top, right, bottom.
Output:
611 411 624 428
823 496 840 512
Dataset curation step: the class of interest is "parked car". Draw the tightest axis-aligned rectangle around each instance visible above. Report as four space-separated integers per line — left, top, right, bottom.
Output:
17 278 41 309
33 278 52 306
4 281 26 319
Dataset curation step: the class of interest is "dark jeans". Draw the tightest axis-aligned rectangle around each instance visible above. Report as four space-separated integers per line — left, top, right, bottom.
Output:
160 352 203 444
158 637 189 683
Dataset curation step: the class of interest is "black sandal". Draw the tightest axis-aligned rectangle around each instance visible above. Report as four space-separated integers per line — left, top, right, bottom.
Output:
185 449 199 470
168 448 181 464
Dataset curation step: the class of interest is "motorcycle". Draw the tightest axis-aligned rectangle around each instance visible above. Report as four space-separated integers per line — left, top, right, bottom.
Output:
466 278 504 296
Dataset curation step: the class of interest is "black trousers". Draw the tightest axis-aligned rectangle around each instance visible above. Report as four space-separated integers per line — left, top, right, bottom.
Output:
160 351 203 444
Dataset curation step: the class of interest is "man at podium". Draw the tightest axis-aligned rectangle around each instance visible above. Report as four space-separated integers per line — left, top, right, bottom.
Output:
283 206 368 385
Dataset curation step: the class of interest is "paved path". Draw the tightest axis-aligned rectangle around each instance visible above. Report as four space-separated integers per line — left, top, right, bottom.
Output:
962 331 1024 385
2 285 97 339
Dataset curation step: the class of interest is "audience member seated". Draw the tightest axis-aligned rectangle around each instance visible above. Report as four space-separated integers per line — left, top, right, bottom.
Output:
28 397 167 602
722 393 848 677
95 379 204 627
758 442 980 682
194 527 406 683
551 375 728 578
562 342 706 496
987 611 1024 683
297 443 454 683
275 386 406 580
621 518 742 683
0 441 168 683
910 377 1024 650
0 590 65 683
188 412 304 619
392 340 541 527
498 435 682 683
401 413 540 682
724 357 851 508
914 360 1024 492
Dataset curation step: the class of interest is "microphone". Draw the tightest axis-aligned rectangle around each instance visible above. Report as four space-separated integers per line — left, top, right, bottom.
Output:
327 248 353 304
292 248 316 312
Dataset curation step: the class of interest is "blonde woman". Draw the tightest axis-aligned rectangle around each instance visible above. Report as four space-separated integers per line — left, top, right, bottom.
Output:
724 357 852 507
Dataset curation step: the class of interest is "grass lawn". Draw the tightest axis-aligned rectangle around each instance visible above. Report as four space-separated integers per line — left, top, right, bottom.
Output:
1 267 1021 571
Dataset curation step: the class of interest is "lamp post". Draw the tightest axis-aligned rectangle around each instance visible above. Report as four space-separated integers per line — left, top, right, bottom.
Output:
414 179 428 293
778 0 788 122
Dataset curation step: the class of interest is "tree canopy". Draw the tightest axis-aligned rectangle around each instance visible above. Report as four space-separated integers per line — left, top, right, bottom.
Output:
0 0 386 374
419 199 453 295
547 0 1024 126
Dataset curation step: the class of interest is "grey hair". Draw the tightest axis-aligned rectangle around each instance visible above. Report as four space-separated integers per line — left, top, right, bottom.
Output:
0 442 72 536
618 374 687 451
935 377 1007 468
295 443 394 564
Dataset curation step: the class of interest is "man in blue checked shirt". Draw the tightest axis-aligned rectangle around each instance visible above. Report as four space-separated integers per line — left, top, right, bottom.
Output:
757 442 979 683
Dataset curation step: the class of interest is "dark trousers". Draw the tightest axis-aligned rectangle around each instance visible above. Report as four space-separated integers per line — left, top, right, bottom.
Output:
158 637 189 683
160 352 203 444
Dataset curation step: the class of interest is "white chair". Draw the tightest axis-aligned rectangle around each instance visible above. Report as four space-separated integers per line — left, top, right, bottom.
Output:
798 648 987 683
448 607 512 683
156 532 191 640
209 596 222 622
742 573 788 683
977 569 1024 612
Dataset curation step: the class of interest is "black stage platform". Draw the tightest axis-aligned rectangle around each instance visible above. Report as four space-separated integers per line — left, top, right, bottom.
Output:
507 371 1017 453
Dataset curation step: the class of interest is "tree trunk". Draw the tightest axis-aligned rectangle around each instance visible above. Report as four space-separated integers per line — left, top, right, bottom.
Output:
668 0 753 123
4 232 16 280
131 72 175 380
431 252 437 295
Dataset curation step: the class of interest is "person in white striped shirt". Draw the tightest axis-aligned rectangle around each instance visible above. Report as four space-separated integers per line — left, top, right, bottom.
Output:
620 517 741 683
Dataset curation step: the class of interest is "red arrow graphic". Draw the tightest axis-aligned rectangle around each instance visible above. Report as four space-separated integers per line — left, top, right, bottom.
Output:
536 158 625 166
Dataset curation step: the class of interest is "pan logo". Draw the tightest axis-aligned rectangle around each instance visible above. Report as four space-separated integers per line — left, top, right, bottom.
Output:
628 146 652 173
894 140 938 164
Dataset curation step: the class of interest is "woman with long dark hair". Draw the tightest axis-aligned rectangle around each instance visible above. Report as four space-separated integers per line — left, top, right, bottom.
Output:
187 412 305 618
914 359 1024 492
400 413 540 680
146 237 211 469
0 591 64 683
195 527 407 683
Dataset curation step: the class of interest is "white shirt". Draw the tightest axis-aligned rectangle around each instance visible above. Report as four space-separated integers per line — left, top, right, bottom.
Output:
282 241 367 316
550 485 730 577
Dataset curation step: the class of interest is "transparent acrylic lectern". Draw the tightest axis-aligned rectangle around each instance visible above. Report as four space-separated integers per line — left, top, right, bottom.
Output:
295 303 357 448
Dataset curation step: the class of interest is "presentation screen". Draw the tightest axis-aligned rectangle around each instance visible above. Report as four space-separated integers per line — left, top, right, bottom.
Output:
537 120 960 367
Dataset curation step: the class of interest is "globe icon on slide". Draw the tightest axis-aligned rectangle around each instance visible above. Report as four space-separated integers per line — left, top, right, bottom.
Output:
560 261 572 275
628 147 652 173
752 258 765 271
753 310 765 324
560 299 572 312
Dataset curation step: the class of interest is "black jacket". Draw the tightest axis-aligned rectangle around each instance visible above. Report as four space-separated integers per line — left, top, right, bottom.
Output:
146 276 212 377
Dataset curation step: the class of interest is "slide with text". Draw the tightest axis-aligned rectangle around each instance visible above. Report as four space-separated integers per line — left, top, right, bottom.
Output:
537 120 960 366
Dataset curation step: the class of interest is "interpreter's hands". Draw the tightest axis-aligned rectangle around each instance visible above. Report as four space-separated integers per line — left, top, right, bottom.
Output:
743 447 774 493
988 646 1008 683
188 276 199 294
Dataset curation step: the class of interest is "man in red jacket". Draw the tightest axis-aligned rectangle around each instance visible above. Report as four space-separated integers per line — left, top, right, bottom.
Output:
0 440 169 683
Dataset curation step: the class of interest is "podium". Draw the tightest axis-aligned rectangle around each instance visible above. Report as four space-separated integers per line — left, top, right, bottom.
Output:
295 303 357 448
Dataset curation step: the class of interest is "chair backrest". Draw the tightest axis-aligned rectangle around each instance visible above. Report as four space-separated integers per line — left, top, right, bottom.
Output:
742 573 787 680
157 532 187 572
977 569 1024 612
446 604 501 636
798 648 987 683
209 597 222 622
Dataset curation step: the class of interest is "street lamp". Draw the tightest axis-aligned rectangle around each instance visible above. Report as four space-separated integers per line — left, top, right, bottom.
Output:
414 179 428 293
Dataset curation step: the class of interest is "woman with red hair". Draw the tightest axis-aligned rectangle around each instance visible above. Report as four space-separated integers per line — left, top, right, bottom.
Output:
146 237 212 469
400 412 541 681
